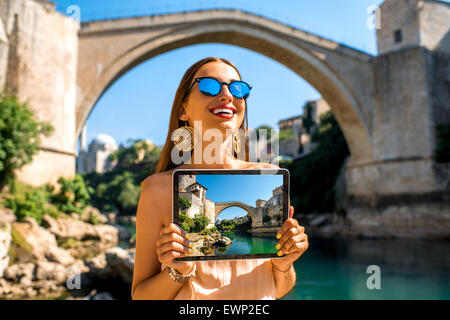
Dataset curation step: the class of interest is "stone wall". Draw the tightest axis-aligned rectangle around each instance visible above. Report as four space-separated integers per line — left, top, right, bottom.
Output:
0 0 79 186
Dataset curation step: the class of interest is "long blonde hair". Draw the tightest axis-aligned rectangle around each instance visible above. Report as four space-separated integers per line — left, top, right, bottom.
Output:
155 57 250 174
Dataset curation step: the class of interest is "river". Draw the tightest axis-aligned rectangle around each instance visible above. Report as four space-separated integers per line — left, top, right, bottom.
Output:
216 231 450 300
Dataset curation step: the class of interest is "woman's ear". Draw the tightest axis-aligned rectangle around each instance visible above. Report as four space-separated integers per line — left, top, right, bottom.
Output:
178 105 187 121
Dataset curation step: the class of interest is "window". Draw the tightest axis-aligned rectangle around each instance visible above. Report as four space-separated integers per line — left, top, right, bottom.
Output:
394 29 402 43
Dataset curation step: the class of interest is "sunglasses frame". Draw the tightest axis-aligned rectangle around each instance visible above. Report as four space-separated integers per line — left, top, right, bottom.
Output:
187 76 252 99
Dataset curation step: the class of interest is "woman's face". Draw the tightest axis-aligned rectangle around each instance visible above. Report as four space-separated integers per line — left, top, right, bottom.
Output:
180 61 246 136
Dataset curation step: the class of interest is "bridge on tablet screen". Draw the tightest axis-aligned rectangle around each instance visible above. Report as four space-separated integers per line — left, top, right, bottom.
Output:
179 175 283 231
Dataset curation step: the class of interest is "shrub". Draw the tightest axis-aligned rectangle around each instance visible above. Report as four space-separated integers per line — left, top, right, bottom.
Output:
191 214 210 233
0 93 54 190
263 215 272 223
5 187 58 225
178 197 192 212
51 175 93 214
179 212 193 233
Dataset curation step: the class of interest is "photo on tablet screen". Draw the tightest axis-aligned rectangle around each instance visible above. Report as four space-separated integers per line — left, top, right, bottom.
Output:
173 169 289 260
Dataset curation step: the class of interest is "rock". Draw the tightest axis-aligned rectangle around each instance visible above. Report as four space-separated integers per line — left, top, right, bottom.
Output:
80 206 108 225
85 247 135 284
4 262 35 284
0 222 11 277
34 261 67 283
310 215 331 227
105 247 134 283
213 237 232 247
42 214 98 240
42 214 118 245
114 224 132 242
91 291 114 300
0 207 16 225
11 218 75 266
94 224 119 245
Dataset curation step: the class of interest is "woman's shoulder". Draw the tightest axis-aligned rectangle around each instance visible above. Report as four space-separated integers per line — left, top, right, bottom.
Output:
140 170 173 197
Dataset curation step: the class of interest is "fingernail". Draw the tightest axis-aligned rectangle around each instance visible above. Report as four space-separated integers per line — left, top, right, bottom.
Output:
276 234 281 239
276 244 281 250
277 250 283 256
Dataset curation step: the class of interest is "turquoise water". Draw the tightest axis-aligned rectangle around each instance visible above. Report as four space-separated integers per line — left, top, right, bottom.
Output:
214 231 278 255
214 232 450 300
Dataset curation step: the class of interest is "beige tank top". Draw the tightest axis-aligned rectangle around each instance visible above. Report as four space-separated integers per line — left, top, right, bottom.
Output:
162 259 277 300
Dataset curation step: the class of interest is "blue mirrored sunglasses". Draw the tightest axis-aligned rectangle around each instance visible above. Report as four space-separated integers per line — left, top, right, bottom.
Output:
187 77 252 99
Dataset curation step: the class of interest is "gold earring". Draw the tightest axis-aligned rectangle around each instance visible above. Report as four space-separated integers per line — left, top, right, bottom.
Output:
172 120 198 152
233 131 242 154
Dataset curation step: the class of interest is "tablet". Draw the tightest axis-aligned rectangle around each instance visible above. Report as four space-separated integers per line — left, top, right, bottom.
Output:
172 168 290 261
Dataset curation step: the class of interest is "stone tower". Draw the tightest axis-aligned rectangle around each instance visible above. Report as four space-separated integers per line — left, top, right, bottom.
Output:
377 0 450 55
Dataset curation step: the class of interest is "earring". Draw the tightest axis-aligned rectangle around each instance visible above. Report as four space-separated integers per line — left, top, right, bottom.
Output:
233 131 242 154
172 120 198 152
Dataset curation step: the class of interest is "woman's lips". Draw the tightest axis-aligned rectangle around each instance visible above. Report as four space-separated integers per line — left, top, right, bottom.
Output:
209 105 236 119
210 111 235 119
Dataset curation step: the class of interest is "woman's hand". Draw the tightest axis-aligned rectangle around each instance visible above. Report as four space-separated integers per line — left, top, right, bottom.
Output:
156 223 194 275
271 206 309 270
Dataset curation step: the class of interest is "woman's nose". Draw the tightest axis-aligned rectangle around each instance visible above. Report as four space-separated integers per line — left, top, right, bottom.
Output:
218 84 233 100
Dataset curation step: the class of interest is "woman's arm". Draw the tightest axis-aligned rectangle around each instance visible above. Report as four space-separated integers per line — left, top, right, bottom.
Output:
271 206 309 299
131 175 193 300
272 261 296 299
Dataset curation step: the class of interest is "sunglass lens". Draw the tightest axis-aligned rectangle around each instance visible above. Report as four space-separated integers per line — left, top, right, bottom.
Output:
198 78 220 96
230 81 250 99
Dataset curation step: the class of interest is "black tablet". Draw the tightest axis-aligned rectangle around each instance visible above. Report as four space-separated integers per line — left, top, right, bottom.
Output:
172 168 290 261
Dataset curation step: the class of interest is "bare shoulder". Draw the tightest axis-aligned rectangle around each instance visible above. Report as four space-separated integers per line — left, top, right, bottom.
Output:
141 170 173 195
138 170 174 225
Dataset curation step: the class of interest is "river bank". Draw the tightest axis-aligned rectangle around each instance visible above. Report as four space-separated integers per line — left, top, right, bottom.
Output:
0 206 135 300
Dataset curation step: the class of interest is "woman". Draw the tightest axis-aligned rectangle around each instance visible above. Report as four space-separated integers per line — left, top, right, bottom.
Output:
131 57 308 300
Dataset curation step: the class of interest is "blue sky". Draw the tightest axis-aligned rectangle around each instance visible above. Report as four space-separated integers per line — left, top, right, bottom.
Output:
53 0 387 150
191 174 283 220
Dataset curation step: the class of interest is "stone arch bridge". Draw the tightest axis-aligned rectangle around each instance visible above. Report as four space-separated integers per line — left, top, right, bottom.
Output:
2 0 449 237
214 201 260 229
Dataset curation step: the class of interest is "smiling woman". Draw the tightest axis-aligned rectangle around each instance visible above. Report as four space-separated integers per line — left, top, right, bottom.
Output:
131 56 309 300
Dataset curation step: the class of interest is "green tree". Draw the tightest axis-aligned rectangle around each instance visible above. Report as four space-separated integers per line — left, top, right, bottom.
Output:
278 128 295 142
109 139 161 169
191 214 210 233
0 94 54 190
178 197 192 213
255 125 273 141
302 101 315 134
51 174 94 214
179 212 193 232
287 110 349 213
92 171 140 216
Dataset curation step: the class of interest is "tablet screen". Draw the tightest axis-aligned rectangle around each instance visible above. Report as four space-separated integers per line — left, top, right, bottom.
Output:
172 169 290 261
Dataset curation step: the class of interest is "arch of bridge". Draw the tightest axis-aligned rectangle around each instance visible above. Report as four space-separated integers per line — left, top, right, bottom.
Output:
76 9 375 165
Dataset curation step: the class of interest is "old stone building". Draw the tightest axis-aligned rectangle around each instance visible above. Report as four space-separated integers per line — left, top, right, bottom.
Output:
278 98 331 158
76 133 118 174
